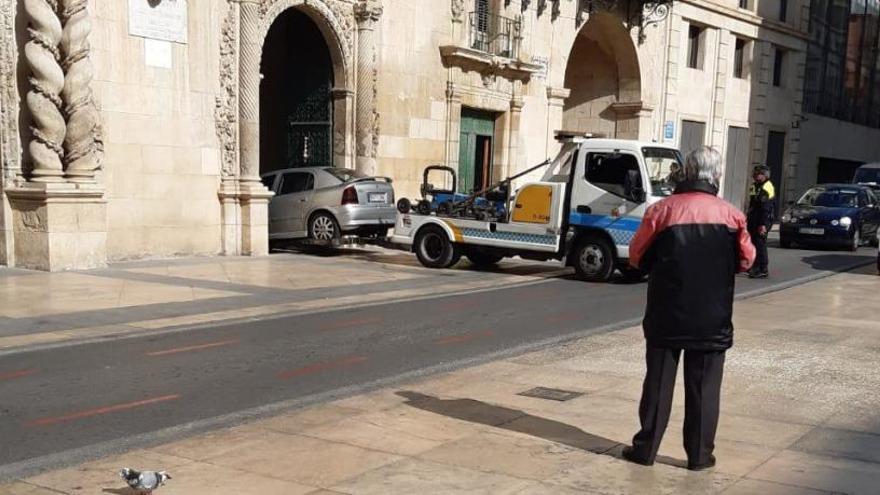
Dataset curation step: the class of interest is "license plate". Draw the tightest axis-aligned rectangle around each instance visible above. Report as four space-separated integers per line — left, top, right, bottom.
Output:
368 192 387 203
799 227 824 235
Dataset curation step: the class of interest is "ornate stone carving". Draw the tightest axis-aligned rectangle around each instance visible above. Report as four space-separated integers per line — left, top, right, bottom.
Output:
24 0 66 182
259 0 355 62
59 0 103 182
0 0 22 181
353 0 382 23
451 0 465 22
215 3 239 178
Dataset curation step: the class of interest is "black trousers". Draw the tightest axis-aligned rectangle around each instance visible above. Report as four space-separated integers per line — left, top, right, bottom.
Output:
749 229 768 272
631 347 726 466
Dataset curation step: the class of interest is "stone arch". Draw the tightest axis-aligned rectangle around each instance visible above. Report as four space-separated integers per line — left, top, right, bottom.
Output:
258 0 353 90
562 12 644 139
256 1 356 171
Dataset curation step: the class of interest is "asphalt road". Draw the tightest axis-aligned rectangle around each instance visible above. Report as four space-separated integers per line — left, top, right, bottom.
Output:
0 244 875 479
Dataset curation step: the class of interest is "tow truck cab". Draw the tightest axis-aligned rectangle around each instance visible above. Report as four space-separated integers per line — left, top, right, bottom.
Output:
547 134 682 280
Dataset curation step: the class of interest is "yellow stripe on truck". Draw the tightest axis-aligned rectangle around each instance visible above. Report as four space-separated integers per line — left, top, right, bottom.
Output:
442 220 464 243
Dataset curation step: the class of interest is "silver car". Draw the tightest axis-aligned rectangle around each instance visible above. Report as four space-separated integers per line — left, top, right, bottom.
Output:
262 167 396 241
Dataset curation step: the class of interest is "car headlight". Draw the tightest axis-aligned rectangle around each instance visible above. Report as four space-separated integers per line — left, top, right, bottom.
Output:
782 213 791 222
840 216 852 227
831 219 839 226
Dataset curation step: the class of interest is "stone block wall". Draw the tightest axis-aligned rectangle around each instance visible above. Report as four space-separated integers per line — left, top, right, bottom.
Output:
90 1 223 260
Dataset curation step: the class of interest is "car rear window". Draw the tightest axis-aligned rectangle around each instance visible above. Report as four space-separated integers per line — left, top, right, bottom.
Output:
325 168 367 183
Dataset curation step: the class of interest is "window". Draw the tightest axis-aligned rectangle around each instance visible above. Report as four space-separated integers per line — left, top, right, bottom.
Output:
585 153 644 201
739 0 749 9
261 174 276 191
734 38 747 79
687 24 704 69
278 172 314 195
779 0 788 22
773 46 785 87
858 190 870 207
803 0 880 128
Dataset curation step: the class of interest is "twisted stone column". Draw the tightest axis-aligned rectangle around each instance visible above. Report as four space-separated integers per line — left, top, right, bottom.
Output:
354 0 382 176
60 0 102 183
238 0 261 185
24 0 66 182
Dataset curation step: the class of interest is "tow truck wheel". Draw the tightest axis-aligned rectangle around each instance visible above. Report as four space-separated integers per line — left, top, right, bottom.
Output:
415 225 459 269
466 251 504 267
573 235 615 282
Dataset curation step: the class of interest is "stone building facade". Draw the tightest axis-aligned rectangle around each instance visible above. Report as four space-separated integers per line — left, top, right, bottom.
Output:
0 0 809 270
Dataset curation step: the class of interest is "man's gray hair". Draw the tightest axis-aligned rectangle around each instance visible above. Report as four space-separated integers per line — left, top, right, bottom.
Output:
680 146 722 188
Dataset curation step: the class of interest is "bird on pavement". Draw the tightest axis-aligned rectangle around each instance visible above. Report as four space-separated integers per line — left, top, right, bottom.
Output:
119 468 171 494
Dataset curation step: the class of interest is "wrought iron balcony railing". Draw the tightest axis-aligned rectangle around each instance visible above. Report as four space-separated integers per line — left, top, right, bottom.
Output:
468 11 522 59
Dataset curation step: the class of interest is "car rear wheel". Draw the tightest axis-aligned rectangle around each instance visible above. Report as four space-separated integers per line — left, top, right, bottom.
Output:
309 212 340 242
573 235 615 283
415 225 459 269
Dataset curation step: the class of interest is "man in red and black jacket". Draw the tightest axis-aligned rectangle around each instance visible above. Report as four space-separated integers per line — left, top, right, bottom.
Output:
621 146 756 471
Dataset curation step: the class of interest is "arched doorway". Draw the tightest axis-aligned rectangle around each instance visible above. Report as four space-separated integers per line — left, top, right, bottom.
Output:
562 13 642 139
260 8 335 174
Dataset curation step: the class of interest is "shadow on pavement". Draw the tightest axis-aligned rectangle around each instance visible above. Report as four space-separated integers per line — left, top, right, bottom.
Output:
396 391 686 469
800 253 876 274
101 489 136 495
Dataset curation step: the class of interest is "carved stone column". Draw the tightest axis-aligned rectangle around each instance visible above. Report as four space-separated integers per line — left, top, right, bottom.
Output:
545 87 570 157
354 0 382 176
24 0 66 182
236 0 272 256
59 0 103 183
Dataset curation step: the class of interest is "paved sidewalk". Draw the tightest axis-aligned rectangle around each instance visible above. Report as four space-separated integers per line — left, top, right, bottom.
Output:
0 246 565 352
3 266 878 494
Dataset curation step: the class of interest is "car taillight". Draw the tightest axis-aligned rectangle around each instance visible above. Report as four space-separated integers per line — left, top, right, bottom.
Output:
342 186 358 205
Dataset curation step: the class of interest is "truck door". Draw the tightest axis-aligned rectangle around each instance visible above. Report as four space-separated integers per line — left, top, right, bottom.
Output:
570 150 649 248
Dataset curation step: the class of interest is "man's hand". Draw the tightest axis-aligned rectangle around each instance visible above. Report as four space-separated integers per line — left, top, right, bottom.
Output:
758 225 768 236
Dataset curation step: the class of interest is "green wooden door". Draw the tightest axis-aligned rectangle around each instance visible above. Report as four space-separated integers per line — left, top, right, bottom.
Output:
458 109 495 194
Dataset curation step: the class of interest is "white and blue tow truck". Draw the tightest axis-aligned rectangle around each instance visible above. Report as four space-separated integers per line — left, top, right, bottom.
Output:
392 132 683 282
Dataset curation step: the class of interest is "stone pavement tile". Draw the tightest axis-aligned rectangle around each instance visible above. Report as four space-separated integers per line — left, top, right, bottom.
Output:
25 449 196 494
0 482 64 495
511 482 606 494
257 404 365 434
139 460 318 495
204 433 403 487
151 424 276 461
713 413 813 449
304 490 350 495
791 427 880 464
300 413 448 456
329 388 411 413
492 366 629 395
334 404 490 443
544 454 737 495
747 449 880 495
722 479 835 495
330 458 534 495
822 400 880 434
720 390 837 426
419 429 595 481
656 433 778 477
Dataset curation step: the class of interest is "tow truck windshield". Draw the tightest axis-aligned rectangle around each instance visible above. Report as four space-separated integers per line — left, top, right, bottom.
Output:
644 147 683 197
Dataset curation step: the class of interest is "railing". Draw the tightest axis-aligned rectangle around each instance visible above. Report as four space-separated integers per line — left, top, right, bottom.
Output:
468 12 521 59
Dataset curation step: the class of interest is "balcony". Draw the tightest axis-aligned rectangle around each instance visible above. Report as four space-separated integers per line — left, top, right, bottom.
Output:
468 12 520 59
439 11 542 86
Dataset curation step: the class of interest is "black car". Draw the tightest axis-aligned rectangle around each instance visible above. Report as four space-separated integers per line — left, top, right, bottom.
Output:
779 184 880 251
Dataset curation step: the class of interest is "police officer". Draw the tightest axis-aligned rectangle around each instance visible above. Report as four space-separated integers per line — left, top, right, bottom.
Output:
747 165 775 278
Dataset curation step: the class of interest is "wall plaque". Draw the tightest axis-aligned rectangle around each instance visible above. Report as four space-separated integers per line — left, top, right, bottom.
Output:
129 0 188 44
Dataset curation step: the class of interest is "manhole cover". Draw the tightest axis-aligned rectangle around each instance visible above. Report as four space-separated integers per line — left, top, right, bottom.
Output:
518 387 583 402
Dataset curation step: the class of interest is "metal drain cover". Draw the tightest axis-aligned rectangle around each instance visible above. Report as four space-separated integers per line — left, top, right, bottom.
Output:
518 387 583 402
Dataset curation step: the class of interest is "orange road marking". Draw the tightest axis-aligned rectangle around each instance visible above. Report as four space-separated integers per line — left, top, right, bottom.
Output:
145 339 240 356
26 394 181 427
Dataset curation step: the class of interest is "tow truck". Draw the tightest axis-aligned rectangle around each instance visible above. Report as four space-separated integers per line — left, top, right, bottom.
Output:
392 132 683 282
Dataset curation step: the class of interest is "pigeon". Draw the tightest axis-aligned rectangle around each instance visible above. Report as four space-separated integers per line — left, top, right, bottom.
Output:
119 468 171 494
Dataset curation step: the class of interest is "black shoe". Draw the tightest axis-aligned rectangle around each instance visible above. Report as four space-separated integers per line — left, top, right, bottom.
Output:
748 270 768 279
621 446 654 466
687 455 716 471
